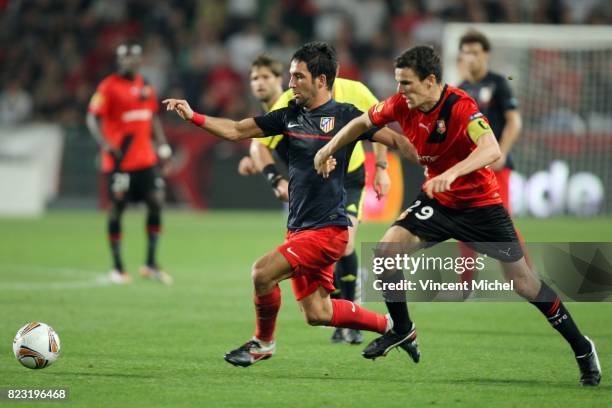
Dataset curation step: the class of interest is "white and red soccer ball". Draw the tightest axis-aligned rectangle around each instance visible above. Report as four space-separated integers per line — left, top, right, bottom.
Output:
13 322 61 369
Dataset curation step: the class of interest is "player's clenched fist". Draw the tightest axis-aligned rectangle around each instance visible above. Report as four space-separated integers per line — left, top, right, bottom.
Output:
423 171 458 198
313 148 337 179
162 99 194 121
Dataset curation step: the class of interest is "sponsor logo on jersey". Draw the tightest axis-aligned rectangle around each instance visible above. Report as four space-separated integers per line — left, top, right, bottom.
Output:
320 117 335 133
121 109 153 122
478 86 493 104
417 155 439 163
436 119 446 134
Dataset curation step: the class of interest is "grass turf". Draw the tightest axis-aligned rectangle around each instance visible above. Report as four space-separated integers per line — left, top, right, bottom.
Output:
0 211 611 407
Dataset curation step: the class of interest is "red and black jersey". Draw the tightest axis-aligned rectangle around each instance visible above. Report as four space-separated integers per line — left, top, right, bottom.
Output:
88 73 159 173
368 85 501 209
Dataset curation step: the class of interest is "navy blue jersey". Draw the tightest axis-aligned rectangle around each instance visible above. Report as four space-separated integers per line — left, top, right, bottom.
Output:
459 71 518 169
254 99 377 231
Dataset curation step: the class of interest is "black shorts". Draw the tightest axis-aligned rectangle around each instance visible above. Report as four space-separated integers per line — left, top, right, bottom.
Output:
344 164 366 219
393 192 523 262
106 166 164 203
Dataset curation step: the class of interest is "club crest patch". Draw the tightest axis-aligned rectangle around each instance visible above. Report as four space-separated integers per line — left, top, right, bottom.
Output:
320 117 335 133
436 119 446 134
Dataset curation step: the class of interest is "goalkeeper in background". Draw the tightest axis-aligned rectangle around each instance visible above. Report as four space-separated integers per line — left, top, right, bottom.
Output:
237 54 393 345
457 29 531 289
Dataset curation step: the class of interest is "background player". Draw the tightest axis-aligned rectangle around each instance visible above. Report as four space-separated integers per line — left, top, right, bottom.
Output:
238 54 393 344
314 45 600 386
237 55 289 201
457 29 528 288
164 42 414 367
86 42 173 285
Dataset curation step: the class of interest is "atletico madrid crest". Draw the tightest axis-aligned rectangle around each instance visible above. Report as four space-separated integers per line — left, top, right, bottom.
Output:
436 119 446 134
320 117 335 133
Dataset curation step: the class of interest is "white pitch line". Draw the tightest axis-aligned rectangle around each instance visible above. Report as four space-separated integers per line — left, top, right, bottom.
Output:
0 265 111 290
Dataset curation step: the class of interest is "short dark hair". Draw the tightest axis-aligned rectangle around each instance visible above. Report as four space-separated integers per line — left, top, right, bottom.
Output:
291 41 338 90
459 29 491 52
251 54 283 77
395 45 442 83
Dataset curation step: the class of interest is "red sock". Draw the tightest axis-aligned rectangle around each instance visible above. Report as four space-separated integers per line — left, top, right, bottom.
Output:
330 299 387 334
253 285 281 342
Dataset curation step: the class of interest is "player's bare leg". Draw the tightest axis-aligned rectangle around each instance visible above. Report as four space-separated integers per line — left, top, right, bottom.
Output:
331 215 363 344
362 225 424 361
224 250 292 367
140 189 172 284
501 258 601 386
298 285 388 333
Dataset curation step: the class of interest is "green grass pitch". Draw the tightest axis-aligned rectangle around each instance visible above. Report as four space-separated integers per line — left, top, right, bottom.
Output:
0 211 611 407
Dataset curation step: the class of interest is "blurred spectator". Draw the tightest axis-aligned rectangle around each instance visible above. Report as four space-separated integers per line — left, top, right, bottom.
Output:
0 0 609 127
349 0 389 44
203 52 244 118
268 29 301 67
226 22 265 73
364 56 397 99
140 34 172 95
0 81 33 125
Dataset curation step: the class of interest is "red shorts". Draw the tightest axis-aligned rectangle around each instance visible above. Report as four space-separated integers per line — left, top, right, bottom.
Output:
494 168 512 214
278 226 348 301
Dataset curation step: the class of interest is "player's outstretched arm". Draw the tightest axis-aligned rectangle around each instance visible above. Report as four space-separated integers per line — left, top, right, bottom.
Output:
250 140 289 202
371 127 419 164
314 112 373 176
163 98 263 141
423 133 500 198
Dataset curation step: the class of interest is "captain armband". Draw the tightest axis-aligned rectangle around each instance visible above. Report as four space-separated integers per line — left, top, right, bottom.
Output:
466 118 492 143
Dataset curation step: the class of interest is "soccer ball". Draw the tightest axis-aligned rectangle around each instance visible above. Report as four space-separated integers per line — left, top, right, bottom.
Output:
13 322 61 369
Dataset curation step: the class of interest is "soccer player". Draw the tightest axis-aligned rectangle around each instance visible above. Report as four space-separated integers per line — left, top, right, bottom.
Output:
236 55 289 201
238 54 393 344
456 29 528 288
87 43 173 285
164 42 414 367
314 46 601 386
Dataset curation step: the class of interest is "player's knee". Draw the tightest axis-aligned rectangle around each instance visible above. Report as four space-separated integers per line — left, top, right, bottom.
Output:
109 202 126 220
504 260 539 300
303 308 331 326
251 258 271 288
146 199 162 214
374 242 396 260
512 276 538 300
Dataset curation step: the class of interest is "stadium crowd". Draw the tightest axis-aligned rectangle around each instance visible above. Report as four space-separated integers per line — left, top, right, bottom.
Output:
1 0 610 127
